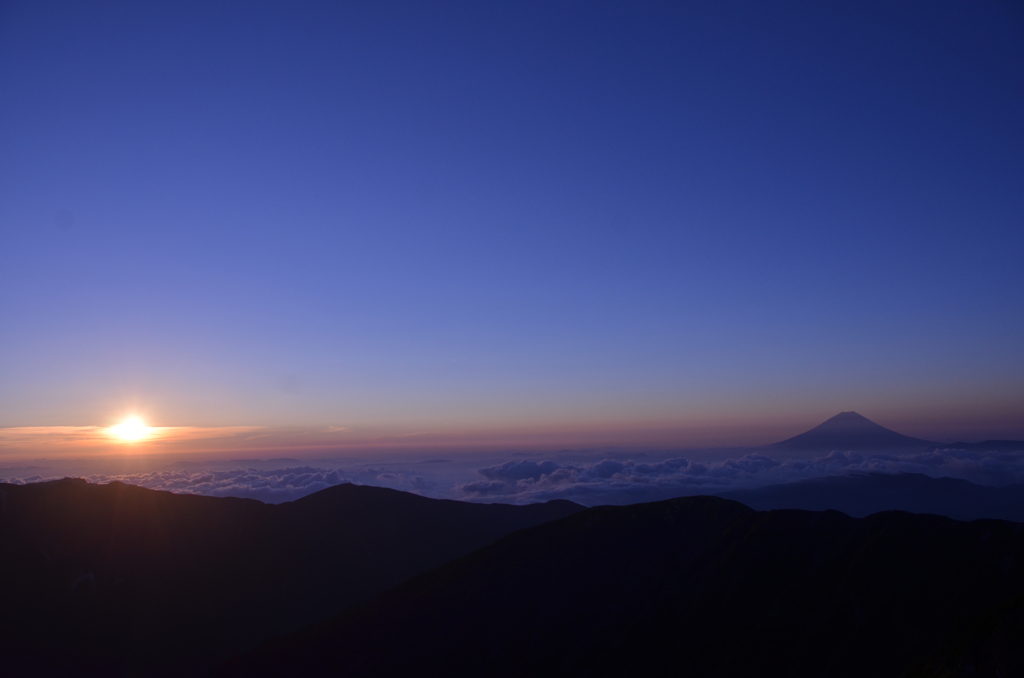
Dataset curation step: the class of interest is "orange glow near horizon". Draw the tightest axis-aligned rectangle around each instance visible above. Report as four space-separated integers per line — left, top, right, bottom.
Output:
108 417 153 442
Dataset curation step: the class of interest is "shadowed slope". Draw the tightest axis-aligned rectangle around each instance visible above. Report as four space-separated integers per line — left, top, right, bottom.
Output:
217 496 1024 678
0 479 582 676
772 411 935 451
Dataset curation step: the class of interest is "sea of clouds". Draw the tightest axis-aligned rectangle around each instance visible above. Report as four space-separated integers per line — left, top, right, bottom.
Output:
0 463 440 504
457 447 1024 505
85 467 350 503
2 446 1022 506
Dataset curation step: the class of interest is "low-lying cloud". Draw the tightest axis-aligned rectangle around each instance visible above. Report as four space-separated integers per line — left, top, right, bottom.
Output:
0 464 444 504
3 446 1022 507
0 467 348 503
84 467 349 503
459 447 1024 505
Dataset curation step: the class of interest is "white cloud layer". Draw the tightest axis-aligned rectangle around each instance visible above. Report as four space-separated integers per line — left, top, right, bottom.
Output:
458 447 1024 505
0 467 347 503
90 466 349 502
0 463 446 503
1 446 1022 507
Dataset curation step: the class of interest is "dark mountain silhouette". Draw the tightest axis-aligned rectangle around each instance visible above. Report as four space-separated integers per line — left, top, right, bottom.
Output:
216 496 1024 678
771 411 935 451
719 472 1024 521
0 479 582 676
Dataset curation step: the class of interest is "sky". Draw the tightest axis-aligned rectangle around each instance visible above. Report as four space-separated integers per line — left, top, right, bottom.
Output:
2 1 1023 470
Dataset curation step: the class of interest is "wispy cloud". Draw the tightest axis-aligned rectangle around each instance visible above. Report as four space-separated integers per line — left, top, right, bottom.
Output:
0 425 263 449
0 425 352 458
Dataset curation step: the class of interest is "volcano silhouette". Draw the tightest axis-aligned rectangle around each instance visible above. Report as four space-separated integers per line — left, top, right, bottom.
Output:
771 411 935 451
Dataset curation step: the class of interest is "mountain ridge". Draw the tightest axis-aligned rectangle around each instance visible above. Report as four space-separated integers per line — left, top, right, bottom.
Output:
0 478 583 676
215 494 1024 677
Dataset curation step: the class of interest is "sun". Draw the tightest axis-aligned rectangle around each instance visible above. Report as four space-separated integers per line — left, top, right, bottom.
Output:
109 417 152 441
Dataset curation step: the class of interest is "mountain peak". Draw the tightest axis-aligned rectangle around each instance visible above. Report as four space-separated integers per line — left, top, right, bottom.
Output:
771 412 935 451
824 411 870 422
814 411 880 430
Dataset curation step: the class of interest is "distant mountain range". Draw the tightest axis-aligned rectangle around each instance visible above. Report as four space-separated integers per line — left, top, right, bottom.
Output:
937 439 1024 452
718 472 1024 521
0 479 581 676
216 495 1024 678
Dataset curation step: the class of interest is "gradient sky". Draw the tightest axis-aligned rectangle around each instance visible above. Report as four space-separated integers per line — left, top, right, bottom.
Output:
2 1 1023 450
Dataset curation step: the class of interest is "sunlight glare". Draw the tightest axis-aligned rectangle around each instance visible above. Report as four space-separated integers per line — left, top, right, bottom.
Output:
109 417 152 442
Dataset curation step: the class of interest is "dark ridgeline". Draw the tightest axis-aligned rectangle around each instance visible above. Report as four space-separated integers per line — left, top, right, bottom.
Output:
771 411 936 451
217 496 1024 678
719 472 1024 522
0 479 582 676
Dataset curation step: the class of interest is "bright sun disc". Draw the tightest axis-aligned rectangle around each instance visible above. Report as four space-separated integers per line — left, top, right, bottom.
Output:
110 417 152 441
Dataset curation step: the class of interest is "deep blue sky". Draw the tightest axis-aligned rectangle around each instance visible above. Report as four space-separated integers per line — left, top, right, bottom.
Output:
1 1 1022 443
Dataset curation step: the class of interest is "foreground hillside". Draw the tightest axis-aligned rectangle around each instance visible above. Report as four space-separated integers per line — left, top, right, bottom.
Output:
218 496 1024 678
0 479 582 676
